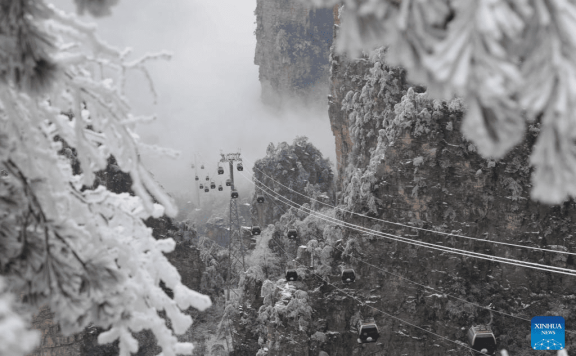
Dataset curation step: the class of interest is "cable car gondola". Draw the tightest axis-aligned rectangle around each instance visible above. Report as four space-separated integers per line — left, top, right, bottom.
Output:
287 229 298 239
218 167 224 175
204 187 209 193
205 176 209 181
468 325 496 355
201 165 204 169
231 190 239 199
225 179 231 187
285 269 298 281
357 319 380 344
251 226 261 235
257 195 265 203
342 268 356 283
199 184 204 189
237 162 243 171
210 182 216 189
218 185 223 191
195 176 199 181
191 164 195 169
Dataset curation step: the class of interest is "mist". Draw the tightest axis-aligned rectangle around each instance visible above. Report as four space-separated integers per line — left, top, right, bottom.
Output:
49 0 337 204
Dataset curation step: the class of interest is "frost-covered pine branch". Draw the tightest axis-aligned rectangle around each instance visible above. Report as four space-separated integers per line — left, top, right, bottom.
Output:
0 1 211 356
301 0 576 204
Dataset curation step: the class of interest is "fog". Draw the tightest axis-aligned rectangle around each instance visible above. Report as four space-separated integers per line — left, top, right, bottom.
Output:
50 0 336 204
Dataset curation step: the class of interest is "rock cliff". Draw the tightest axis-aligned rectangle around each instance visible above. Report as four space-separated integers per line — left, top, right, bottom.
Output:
254 0 334 108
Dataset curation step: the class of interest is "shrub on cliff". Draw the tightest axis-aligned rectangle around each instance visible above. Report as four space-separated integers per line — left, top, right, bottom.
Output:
0 2 210 355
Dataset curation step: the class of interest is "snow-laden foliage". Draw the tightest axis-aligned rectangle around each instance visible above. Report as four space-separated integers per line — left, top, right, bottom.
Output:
0 276 40 356
340 53 463 215
258 281 313 333
267 202 337 278
302 0 576 204
0 2 210 355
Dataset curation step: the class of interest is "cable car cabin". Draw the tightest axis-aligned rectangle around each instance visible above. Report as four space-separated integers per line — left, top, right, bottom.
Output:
210 182 216 189
468 325 496 355
341 268 356 283
225 179 231 186
287 229 298 239
191 164 195 169
195 176 199 181
199 184 204 189
257 195 265 203
218 167 224 175
204 188 209 193
201 165 204 169
205 176 209 181
251 226 261 235
285 269 298 281
357 320 380 344
218 185 223 191
237 162 243 171
231 190 239 199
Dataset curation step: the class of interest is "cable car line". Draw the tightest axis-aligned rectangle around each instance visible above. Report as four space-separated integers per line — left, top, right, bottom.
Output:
261 181 576 276
239 171 576 277
251 179 532 323
263 224 487 355
242 157 576 257
266 192 576 344
251 174 576 276
240 170 576 336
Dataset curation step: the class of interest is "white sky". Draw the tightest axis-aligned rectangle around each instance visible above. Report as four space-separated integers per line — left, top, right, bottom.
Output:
49 0 336 198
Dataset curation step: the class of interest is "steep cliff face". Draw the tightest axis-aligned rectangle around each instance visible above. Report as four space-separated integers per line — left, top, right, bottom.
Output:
322 47 576 355
238 36 576 356
254 0 334 108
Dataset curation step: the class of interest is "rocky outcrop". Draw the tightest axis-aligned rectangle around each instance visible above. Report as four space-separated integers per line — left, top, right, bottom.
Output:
254 0 334 108
250 137 334 228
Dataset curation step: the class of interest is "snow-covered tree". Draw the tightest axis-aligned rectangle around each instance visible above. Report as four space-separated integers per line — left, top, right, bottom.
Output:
0 1 210 356
303 0 576 205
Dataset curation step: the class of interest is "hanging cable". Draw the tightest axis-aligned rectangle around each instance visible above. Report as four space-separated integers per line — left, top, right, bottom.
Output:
240 169 576 334
239 170 576 277
242 157 576 257
251 177 532 322
262 219 486 355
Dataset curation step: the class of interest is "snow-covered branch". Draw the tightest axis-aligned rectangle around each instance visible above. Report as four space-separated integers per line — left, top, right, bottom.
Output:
0 1 211 355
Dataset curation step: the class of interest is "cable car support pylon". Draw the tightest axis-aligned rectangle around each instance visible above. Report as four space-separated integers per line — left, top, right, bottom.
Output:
220 151 246 301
